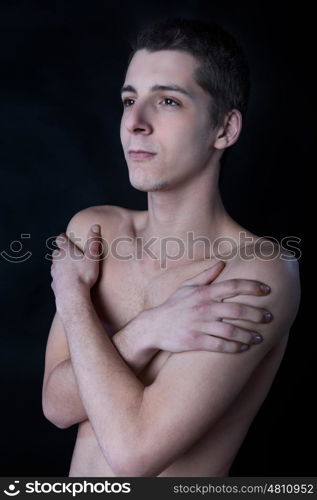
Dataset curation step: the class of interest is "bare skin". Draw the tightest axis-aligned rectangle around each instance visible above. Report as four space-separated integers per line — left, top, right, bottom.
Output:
43 49 301 476
44 205 299 477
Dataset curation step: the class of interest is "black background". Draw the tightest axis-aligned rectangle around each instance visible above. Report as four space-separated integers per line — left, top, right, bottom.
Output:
0 0 313 476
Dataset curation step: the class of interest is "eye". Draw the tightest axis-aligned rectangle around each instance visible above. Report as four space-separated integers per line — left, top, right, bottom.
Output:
122 98 135 108
121 96 181 109
161 97 180 107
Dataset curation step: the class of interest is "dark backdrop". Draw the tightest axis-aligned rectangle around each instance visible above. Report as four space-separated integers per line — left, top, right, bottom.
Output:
0 0 313 476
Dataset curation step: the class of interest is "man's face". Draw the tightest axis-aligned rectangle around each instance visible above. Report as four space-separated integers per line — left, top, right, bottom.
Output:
120 49 217 192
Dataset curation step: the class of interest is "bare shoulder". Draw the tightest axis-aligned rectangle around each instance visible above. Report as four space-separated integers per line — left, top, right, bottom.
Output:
65 204 135 251
138 240 301 473
218 238 301 346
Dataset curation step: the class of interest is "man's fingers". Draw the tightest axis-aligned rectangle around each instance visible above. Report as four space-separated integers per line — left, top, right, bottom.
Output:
55 233 68 246
184 261 225 286
90 224 101 234
196 320 263 346
55 233 84 257
194 333 250 353
207 301 273 324
85 224 102 258
209 278 271 302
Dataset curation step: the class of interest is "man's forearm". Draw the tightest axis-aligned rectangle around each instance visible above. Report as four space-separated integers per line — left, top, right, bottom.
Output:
44 308 159 428
44 358 87 428
112 316 159 373
58 294 148 475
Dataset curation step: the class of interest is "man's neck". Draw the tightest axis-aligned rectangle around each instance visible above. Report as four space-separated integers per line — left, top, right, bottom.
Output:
137 164 237 264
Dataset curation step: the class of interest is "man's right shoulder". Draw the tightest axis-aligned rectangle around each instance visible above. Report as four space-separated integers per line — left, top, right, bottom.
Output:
65 204 129 251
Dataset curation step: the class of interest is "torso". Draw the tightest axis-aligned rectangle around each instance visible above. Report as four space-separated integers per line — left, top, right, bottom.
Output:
68 205 289 477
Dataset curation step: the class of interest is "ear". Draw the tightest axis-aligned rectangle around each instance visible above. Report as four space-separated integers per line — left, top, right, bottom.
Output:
213 109 242 151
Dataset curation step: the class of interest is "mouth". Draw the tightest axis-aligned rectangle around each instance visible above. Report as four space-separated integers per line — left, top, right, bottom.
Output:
128 150 157 161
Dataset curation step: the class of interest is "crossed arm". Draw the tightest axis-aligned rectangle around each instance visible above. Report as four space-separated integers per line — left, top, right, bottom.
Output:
42 304 173 430
42 215 301 477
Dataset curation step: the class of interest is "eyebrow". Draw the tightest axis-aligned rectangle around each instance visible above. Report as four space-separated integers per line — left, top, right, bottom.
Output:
120 84 193 99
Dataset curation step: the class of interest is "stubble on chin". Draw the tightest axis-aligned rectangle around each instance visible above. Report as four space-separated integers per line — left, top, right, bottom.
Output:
129 170 169 192
147 181 169 191
130 180 169 192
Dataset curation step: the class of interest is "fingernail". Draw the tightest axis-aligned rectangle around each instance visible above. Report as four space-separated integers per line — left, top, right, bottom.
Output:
260 284 271 293
263 311 273 322
240 344 249 351
92 224 100 233
253 333 263 344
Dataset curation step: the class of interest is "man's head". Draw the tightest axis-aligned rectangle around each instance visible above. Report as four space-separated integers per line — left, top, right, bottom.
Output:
120 18 250 192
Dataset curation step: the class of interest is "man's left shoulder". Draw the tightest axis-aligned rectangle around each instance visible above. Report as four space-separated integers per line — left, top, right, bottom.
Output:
227 239 301 333
235 239 300 292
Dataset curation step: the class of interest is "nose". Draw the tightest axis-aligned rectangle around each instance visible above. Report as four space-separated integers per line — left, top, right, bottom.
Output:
124 101 153 135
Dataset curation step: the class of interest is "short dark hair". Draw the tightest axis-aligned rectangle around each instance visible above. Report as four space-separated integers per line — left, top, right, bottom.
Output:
126 17 250 129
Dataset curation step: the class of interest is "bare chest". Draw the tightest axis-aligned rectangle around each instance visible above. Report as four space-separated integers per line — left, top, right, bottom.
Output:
91 254 218 382
92 251 212 330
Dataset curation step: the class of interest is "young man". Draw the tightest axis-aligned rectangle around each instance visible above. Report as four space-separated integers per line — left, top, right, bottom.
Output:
42 18 300 476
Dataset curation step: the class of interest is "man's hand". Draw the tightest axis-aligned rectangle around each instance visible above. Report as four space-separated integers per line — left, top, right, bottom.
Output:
140 261 273 354
50 224 103 310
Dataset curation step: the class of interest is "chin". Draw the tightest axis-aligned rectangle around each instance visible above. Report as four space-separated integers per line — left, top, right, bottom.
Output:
131 180 170 192
128 170 169 192
147 181 170 192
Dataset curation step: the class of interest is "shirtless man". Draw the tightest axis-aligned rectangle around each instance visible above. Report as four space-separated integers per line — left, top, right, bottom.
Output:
42 18 301 477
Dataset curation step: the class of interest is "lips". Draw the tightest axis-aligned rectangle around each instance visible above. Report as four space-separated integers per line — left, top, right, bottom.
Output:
129 149 156 154
128 150 157 160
